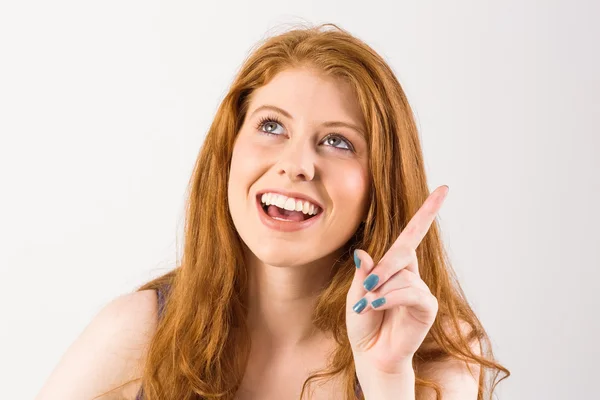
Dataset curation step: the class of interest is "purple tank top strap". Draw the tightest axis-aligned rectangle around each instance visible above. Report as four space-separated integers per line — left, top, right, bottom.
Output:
355 381 363 398
135 285 169 400
157 284 168 319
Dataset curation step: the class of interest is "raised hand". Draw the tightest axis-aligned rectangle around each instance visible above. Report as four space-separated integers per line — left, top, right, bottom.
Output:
346 185 450 375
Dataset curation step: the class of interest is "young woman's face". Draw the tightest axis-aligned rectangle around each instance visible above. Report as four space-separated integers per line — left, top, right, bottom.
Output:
228 67 371 268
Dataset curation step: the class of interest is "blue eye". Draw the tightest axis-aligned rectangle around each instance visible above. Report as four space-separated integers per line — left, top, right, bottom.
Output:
322 135 353 151
255 115 355 153
255 115 285 135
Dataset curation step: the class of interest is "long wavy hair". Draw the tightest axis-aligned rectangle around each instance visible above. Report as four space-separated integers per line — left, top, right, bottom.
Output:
98 22 509 400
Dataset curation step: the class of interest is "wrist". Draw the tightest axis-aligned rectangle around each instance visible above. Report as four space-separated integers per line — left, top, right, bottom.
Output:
355 358 415 399
355 356 414 377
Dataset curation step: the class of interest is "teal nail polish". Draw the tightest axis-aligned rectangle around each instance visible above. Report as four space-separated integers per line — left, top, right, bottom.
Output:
353 250 361 269
352 298 367 313
363 274 379 291
371 297 386 308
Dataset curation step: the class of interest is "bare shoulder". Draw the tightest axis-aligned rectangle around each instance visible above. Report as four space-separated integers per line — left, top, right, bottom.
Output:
35 289 159 400
416 319 482 400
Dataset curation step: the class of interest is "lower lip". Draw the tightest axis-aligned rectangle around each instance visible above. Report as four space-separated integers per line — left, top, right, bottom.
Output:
255 196 323 232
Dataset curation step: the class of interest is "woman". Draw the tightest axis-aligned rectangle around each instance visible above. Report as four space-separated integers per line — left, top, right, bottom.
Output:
36 23 509 400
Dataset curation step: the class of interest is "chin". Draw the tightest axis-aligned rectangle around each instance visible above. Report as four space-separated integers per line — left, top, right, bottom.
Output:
251 245 306 268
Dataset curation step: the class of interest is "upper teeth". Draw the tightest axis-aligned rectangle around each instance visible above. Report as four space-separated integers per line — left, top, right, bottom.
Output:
260 193 320 216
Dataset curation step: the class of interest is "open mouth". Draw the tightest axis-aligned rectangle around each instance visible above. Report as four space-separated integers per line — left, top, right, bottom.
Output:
256 194 321 222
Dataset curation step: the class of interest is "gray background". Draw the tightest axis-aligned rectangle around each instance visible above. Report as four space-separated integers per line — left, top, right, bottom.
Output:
1 1 598 399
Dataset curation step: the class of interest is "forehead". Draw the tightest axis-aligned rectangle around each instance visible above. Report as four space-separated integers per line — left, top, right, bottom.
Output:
247 68 365 128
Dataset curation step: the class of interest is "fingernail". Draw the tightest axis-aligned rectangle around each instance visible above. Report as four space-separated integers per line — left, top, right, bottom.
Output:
352 298 367 313
363 274 379 291
371 297 386 308
353 250 361 269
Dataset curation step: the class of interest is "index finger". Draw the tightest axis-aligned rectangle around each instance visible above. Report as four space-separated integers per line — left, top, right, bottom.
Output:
394 185 449 250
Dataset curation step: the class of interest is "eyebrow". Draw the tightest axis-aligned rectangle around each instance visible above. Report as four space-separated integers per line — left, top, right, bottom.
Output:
249 104 365 138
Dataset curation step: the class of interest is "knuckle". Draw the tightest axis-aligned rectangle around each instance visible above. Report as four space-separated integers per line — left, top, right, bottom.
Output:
429 293 439 309
396 246 417 265
424 282 432 293
402 223 418 237
431 293 438 304
400 268 415 283
407 247 417 261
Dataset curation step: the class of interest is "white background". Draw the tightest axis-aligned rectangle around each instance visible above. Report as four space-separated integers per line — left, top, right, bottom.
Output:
1 1 598 399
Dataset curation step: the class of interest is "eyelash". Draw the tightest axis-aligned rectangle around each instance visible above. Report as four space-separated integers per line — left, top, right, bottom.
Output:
254 114 355 153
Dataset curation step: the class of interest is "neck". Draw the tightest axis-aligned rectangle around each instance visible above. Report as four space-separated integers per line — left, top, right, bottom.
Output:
243 246 341 351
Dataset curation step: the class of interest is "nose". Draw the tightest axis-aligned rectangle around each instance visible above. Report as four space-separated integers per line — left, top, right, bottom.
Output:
276 138 316 182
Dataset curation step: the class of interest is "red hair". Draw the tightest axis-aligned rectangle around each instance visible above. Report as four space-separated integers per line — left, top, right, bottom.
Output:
98 22 509 400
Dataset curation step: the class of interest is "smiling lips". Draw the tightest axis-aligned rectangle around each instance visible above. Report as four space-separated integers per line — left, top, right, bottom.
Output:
255 192 323 232
260 192 321 218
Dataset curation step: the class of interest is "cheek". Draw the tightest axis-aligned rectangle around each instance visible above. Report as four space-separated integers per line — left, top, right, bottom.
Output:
229 138 267 187
333 165 370 207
